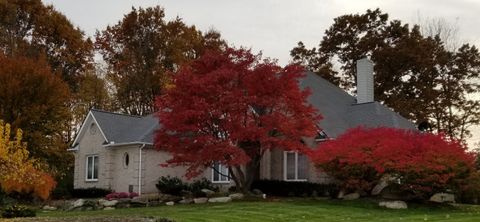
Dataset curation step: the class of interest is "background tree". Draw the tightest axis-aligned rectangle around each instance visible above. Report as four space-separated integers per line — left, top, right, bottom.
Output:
291 9 480 141
155 48 321 192
96 6 226 115
0 54 71 175
70 65 115 140
0 121 56 200
0 0 94 90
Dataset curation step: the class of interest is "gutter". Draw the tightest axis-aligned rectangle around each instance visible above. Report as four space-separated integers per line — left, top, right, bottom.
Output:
102 141 153 148
138 143 146 195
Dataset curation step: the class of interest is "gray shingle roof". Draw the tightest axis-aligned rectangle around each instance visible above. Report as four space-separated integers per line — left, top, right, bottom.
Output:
89 72 416 145
300 71 416 138
91 109 160 144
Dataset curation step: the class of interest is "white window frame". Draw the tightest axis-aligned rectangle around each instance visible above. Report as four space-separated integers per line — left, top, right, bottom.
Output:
283 151 308 182
85 155 99 182
211 162 230 183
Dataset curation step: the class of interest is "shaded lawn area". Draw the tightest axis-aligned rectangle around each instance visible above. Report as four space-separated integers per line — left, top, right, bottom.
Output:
37 199 480 222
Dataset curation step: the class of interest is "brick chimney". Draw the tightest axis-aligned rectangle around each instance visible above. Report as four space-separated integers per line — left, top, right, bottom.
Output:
356 58 374 104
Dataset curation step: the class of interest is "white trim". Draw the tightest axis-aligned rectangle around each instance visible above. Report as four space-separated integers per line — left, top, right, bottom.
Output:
85 155 99 182
138 144 146 195
283 151 307 182
103 142 153 148
211 162 230 183
71 111 109 148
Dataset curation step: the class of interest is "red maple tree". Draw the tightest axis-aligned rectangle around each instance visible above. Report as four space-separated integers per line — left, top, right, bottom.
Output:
154 48 321 192
311 127 477 199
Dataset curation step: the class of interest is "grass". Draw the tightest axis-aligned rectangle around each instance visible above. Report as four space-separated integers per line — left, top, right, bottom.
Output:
36 198 480 222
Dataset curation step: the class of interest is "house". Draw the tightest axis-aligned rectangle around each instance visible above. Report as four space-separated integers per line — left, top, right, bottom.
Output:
69 59 416 194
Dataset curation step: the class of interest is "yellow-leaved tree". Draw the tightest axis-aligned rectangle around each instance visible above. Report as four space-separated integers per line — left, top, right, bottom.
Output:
0 120 56 200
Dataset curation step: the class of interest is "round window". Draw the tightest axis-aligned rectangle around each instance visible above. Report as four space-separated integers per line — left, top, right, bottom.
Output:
123 152 129 168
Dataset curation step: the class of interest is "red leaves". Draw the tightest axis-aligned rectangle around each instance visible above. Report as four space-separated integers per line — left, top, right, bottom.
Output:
154 48 321 178
311 127 477 197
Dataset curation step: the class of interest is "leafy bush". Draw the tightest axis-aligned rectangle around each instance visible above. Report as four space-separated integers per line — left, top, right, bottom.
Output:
156 176 219 197
71 188 112 198
189 178 219 197
251 180 339 197
311 127 477 200
1 205 36 218
156 176 188 196
105 192 139 200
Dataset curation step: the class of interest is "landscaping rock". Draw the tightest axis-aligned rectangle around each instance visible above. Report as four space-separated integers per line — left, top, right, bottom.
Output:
371 180 389 196
337 190 345 199
252 189 263 195
42 205 57 211
165 201 175 206
201 189 215 196
179 198 194 204
103 207 115 210
72 199 85 208
208 197 232 203
193 197 208 204
130 199 148 207
102 200 119 207
229 193 244 200
342 192 360 200
379 200 408 209
430 193 455 203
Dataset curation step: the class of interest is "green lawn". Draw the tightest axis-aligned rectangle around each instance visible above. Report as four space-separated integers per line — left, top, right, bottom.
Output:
37 199 480 222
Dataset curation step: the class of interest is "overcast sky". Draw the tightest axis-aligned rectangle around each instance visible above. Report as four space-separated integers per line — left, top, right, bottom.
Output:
41 0 480 147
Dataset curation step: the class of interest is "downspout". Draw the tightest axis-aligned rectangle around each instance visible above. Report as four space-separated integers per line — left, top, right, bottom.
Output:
138 144 146 196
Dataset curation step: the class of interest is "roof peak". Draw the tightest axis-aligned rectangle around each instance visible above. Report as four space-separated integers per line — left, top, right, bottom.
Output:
90 108 143 118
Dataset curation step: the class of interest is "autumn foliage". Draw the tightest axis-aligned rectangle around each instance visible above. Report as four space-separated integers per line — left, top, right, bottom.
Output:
155 48 320 192
0 121 56 200
311 127 477 199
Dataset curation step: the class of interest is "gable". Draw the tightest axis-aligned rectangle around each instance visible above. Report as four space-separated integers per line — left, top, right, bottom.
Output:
70 111 108 150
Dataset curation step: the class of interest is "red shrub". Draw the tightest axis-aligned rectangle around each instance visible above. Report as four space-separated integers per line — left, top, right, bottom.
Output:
311 127 477 199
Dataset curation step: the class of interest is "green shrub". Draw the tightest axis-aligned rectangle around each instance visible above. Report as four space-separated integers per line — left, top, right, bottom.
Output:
156 176 220 197
71 188 112 198
189 178 219 197
156 176 188 196
1 205 36 218
251 180 339 198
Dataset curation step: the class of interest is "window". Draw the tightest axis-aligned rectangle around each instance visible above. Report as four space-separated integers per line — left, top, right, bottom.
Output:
86 155 99 181
284 151 307 181
123 152 129 168
212 162 230 183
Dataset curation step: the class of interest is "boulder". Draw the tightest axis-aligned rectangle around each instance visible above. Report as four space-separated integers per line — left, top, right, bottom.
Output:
193 197 208 204
342 192 360 200
430 193 455 203
208 197 232 203
201 189 215 196
252 189 263 195
371 181 389 196
179 198 194 204
165 201 175 206
103 207 115 210
72 199 85 208
337 190 345 199
67 199 85 211
42 205 57 211
102 200 119 207
229 193 245 200
379 201 408 209
130 199 148 207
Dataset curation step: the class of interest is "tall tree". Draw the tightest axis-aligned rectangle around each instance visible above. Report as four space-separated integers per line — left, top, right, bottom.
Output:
291 9 480 141
71 66 115 140
0 54 71 175
96 6 226 115
0 0 94 90
155 48 321 192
